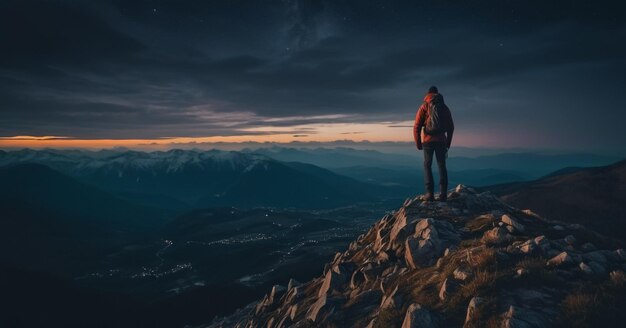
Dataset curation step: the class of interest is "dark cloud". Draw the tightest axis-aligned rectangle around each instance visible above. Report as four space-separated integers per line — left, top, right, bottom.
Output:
1 0 625 150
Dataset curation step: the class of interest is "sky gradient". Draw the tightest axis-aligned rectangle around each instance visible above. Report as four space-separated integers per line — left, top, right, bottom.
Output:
1 0 625 151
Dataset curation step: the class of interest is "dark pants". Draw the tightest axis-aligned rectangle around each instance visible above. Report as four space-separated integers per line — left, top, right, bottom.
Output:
423 142 448 194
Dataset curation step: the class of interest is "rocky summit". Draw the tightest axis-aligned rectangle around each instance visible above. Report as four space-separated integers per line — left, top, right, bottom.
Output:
207 185 626 327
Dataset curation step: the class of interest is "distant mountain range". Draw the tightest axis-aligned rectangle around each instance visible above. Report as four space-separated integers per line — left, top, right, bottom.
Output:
0 149 389 210
481 159 626 240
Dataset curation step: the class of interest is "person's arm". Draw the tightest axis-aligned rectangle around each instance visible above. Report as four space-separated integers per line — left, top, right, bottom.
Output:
414 104 425 150
445 107 454 149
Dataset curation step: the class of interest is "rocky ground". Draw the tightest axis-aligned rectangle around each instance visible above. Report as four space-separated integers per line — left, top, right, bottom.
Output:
206 185 626 327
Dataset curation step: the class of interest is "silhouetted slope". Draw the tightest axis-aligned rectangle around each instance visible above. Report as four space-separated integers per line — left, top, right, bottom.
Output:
0 163 169 274
483 160 626 240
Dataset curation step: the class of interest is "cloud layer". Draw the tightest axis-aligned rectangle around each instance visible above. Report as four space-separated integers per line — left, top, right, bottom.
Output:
1 0 625 149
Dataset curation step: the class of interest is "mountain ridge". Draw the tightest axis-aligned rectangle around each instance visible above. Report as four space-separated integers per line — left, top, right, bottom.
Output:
208 185 626 327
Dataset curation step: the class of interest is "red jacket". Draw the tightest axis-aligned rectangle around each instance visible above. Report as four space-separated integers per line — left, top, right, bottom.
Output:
413 93 454 148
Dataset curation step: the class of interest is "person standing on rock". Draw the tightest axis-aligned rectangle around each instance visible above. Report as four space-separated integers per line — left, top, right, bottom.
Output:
413 86 455 201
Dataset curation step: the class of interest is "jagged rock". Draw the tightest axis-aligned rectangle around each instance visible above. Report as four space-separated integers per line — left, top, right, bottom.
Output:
453 267 472 281
547 252 573 267
579 262 593 274
588 261 606 275
482 227 512 244
350 270 365 289
439 278 459 301
319 267 346 297
464 296 485 325
502 214 525 233
533 236 551 252
287 279 301 291
518 239 537 254
502 305 548 328
402 303 437 328
306 295 336 322
374 227 386 252
380 285 402 309
404 218 460 269
553 225 565 231
615 248 626 260
389 209 414 246
564 235 576 245
256 285 286 314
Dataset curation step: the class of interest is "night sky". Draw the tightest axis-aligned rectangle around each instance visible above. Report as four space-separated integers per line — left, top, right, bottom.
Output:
1 0 625 150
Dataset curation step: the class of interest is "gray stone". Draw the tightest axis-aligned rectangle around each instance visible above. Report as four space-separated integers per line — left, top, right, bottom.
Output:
616 249 626 261
502 214 525 233
553 225 565 231
402 303 437 328
547 252 573 267
519 239 537 254
564 235 576 245
579 262 593 275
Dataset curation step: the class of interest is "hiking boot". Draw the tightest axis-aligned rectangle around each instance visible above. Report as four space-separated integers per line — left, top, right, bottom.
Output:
439 184 448 202
424 193 435 202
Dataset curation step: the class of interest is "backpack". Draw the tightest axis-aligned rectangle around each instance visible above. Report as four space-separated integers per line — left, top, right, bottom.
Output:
424 101 448 135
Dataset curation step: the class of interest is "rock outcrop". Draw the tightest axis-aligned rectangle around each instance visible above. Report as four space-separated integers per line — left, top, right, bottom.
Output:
207 185 626 328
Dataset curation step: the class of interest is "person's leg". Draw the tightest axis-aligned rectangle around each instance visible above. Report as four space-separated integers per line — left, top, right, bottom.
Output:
434 143 448 201
423 145 435 200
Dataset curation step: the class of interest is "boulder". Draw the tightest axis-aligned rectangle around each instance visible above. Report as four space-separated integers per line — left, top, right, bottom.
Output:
402 303 437 328
564 235 576 245
547 252 573 267
502 214 525 233
405 218 460 269
518 239 537 254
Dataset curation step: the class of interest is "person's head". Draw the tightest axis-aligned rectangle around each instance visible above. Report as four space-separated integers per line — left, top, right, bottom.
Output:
427 86 438 94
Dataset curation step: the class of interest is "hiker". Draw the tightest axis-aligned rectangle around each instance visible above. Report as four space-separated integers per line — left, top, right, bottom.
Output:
413 86 455 201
